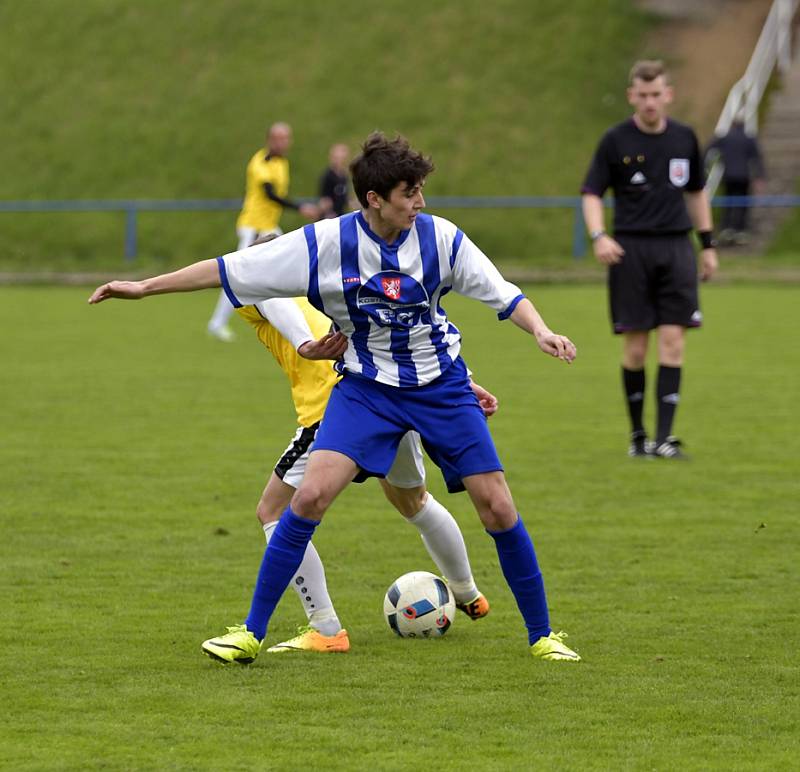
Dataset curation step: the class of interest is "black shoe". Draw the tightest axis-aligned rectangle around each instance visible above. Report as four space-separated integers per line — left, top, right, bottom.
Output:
628 430 651 457
651 436 688 459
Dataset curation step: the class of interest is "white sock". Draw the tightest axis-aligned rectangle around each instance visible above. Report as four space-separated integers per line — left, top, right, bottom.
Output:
208 290 234 331
406 494 479 603
262 521 342 636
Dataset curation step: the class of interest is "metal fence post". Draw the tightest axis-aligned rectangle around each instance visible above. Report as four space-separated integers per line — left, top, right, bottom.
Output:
572 201 586 259
125 207 137 261
777 0 792 73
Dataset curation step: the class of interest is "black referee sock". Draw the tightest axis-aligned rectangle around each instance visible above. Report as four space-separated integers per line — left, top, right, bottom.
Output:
656 365 682 444
622 367 646 435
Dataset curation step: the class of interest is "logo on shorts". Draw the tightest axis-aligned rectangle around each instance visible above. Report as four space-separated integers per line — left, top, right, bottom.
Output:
356 271 430 328
669 158 690 187
381 277 401 300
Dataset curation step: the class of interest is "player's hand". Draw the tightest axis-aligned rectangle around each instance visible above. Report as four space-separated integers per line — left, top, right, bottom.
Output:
298 331 348 360
299 203 320 221
700 248 718 282
88 280 146 304
535 330 577 363
593 234 624 265
469 380 498 417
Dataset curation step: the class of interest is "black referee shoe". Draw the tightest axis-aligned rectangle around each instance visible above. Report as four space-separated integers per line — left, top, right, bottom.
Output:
628 430 652 458
652 436 688 460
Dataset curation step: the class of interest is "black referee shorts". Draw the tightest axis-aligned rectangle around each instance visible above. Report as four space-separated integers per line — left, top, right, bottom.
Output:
608 233 702 334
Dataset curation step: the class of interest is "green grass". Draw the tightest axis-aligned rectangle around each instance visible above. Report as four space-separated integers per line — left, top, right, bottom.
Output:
766 180 800 258
0 0 649 271
2 283 798 769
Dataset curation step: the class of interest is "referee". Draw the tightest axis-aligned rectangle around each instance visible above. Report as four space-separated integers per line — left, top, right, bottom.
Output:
581 60 718 459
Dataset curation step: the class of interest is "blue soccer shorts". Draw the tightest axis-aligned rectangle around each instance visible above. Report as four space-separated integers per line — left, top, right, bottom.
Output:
312 357 503 492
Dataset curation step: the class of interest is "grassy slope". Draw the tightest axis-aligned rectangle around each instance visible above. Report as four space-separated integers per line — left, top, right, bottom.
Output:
0 0 647 270
2 285 798 769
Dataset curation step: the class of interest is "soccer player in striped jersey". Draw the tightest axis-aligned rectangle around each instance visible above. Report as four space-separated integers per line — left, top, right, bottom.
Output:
234 282 491 654
89 132 582 663
207 122 318 342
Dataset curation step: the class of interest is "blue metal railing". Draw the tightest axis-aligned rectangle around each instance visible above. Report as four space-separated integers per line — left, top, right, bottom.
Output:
1 195 798 261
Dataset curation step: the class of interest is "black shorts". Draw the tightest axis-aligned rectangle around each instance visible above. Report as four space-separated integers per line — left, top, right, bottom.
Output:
608 233 702 334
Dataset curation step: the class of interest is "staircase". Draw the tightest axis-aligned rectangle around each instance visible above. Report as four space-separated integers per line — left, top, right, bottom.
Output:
748 49 800 251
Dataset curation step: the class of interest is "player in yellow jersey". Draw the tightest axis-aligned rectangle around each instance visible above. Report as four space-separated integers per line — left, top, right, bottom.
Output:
207 122 318 342
225 260 492 654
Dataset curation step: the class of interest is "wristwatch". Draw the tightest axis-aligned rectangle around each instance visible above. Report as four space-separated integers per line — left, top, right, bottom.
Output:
589 229 606 242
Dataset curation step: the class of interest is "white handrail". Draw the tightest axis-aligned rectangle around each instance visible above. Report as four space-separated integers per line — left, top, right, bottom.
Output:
706 0 799 197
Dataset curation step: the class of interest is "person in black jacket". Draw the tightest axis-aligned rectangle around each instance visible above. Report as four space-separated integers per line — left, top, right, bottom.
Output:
318 143 354 218
706 120 766 245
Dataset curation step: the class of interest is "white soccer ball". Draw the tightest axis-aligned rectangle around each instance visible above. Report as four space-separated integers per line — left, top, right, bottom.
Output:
383 571 455 638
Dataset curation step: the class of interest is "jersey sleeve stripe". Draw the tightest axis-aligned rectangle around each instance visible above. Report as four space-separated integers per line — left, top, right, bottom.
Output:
449 229 464 269
339 214 378 379
497 293 524 320
216 257 242 308
304 224 324 313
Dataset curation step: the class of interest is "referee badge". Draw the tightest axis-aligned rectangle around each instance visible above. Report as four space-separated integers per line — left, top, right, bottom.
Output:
669 158 690 187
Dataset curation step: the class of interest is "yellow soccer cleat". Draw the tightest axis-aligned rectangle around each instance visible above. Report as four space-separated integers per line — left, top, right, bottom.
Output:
530 631 581 662
201 624 262 665
456 592 491 620
266 625 350 654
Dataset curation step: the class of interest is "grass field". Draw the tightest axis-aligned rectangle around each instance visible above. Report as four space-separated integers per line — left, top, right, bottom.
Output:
2 282 798 770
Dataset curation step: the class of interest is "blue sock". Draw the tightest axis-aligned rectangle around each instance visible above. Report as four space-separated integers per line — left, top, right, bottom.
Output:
487 516 551 645
244 507 320 640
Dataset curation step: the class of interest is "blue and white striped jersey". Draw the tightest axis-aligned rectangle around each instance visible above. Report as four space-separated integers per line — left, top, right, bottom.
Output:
219 210 524 387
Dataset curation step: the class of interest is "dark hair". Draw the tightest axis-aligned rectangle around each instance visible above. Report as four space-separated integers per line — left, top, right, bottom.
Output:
629 59 669 85
250 232 279 247
350 132 434 208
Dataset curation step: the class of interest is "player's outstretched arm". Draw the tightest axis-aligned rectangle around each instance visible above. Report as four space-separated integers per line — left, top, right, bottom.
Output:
88 259 221 304
509 298 576 364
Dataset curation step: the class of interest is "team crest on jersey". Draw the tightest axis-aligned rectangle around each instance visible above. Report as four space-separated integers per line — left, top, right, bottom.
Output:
381 277 401 300
356 271 430 328
669 158 690 187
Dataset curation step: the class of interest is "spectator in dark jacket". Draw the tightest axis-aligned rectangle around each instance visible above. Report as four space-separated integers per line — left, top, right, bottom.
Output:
706 121 766 245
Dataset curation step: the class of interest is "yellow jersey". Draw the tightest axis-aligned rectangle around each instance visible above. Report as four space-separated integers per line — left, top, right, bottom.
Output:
236 298 338 427
236 150 290 232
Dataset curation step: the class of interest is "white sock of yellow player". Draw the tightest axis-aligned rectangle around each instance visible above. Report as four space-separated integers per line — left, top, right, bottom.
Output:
208 290 234 331
406 494 479 603
262 521 342 636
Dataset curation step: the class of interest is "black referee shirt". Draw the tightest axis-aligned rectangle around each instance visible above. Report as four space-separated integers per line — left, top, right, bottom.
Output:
582 118 704 235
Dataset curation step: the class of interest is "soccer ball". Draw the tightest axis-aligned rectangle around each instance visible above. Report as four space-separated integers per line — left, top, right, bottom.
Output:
383 571 455 638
